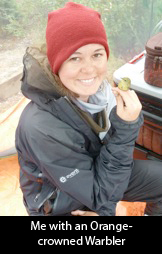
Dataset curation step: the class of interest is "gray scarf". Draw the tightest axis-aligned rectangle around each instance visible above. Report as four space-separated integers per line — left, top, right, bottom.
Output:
71 80 116 139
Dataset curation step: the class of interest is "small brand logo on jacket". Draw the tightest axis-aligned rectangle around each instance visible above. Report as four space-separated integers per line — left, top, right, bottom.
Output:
60 169 80 183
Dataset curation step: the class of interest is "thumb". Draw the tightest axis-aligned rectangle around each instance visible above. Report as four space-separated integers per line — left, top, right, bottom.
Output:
113 93 125 119
114 93 124 109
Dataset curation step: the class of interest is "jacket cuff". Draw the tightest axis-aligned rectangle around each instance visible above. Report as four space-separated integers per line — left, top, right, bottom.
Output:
110 106 144 129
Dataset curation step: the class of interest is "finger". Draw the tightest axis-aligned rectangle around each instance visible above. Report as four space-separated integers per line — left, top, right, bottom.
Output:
112 87 139 102
129 90 142 105
71 210 86 216
112 87 135 106
124 90 142 109
112 88 127 108
112 86 131 96
112 90 119 97
115 93 124 109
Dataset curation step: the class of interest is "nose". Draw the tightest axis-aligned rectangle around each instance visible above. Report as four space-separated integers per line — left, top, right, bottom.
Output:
81 59 95 74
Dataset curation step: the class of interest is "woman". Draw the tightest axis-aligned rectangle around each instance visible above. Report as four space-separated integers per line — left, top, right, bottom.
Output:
16 2 162 216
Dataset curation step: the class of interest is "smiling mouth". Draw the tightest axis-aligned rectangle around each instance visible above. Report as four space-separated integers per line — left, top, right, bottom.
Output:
78 77 95 84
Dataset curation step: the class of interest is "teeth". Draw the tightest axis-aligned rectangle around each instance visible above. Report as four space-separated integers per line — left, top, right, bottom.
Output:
80 78 94 83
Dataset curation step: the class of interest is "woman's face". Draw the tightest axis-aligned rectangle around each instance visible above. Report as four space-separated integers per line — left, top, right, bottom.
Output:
58 44 108 102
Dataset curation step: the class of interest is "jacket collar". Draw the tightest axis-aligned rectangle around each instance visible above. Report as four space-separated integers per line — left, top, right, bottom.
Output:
54 96 101 143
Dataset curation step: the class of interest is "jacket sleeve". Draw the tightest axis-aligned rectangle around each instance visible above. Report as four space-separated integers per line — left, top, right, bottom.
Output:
23 106 144 216
94 107 144 215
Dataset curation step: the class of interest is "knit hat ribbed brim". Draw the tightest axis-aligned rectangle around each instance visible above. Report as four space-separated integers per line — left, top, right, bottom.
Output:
46 2 109 74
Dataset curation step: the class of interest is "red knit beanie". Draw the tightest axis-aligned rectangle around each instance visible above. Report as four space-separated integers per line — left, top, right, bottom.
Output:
46 2 109 74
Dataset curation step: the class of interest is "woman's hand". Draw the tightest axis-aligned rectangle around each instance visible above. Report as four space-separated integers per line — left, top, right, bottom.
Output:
71 210 99 216
111 87 142 122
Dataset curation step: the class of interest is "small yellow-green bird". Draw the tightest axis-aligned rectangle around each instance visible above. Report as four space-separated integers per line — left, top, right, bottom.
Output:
118 77 131 91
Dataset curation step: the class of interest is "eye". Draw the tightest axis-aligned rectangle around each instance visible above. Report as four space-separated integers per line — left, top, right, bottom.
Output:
69 57 80 62
93 53 103 58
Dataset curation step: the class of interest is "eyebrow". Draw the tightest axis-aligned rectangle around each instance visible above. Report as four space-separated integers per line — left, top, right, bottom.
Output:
71 48 105 55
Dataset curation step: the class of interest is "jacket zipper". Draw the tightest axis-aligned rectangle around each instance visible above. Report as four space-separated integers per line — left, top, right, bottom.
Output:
34 189 58 211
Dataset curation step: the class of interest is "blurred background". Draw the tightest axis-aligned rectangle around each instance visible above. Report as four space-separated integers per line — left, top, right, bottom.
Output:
0 0 162 87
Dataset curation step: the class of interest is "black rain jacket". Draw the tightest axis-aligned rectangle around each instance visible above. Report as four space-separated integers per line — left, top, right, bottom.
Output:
15 47 144 216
